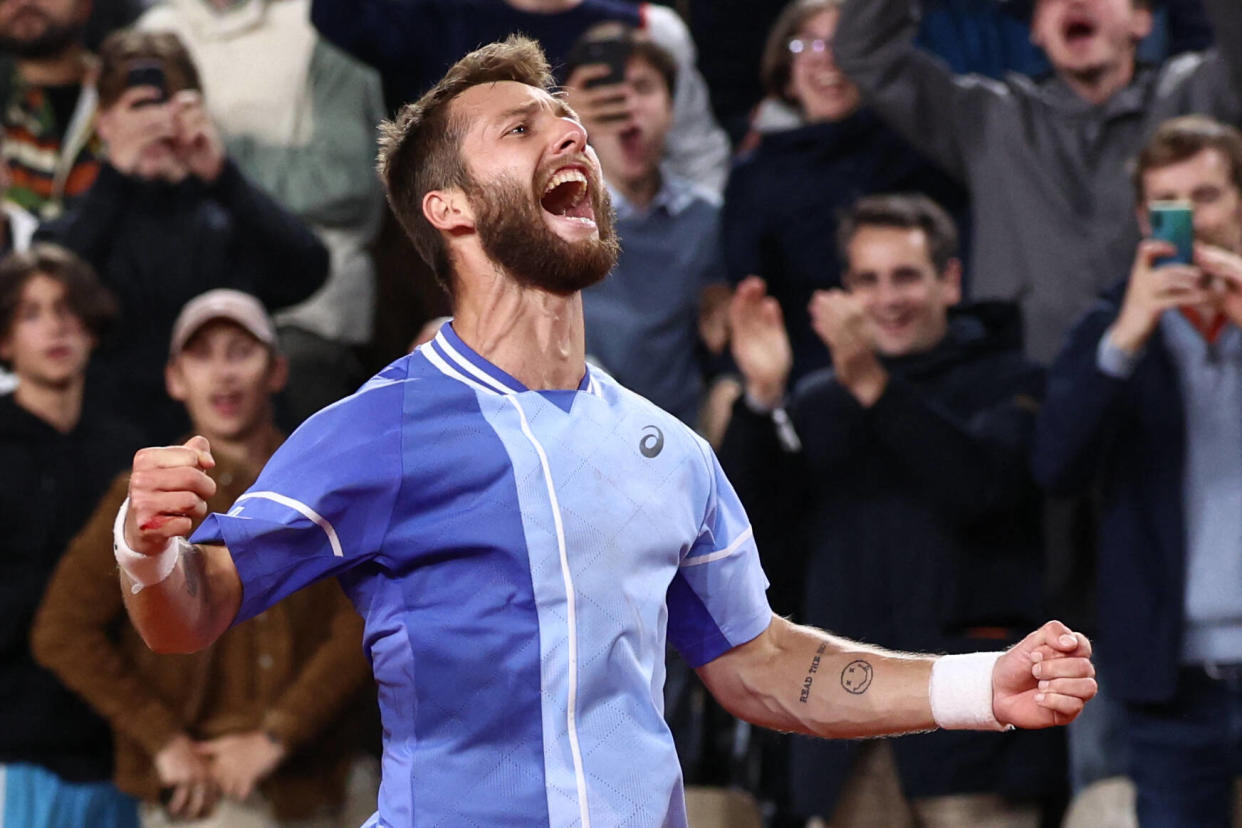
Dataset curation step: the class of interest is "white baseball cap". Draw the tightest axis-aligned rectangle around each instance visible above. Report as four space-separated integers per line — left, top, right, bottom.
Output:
169 289 277 357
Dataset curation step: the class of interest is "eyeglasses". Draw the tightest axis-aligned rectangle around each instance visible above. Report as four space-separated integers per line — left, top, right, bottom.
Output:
787 37 830 55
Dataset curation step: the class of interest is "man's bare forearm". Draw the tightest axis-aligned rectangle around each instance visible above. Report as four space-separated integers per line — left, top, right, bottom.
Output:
120 542 241 654
697 616 936 739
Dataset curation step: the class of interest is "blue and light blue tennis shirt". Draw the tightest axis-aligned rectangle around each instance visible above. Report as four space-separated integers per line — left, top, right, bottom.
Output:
192 322 772 826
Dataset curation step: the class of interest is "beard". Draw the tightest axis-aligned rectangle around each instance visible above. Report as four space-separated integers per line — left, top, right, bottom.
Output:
0 14 83 61
466 170 620 296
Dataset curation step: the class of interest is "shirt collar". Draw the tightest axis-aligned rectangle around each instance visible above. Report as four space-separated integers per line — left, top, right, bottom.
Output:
425 320 598 396
607 169 696 220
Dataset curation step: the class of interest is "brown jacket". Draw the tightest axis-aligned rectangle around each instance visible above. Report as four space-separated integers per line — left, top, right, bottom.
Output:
31 435 371 819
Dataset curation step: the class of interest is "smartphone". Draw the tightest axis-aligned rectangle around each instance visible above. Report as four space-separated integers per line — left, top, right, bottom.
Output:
1149 200 1194 267
568 37 632 89
125 60 167 108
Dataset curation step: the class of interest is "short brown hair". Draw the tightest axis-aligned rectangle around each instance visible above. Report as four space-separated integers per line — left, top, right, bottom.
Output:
377 36 556 297
761 0 845 106
1132 115 1242 203
96 29 202 111
0 243 118 345
837 193 959 273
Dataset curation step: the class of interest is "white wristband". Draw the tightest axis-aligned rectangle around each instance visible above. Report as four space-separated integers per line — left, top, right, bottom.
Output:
113 497 183 594
929 652 1010 731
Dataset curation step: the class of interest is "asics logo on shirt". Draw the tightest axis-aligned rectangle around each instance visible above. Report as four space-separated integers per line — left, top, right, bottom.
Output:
639 426 664 458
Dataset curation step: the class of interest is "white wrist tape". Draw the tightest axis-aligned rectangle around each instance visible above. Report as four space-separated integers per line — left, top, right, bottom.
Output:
113 497 183 594
929 652 1009 731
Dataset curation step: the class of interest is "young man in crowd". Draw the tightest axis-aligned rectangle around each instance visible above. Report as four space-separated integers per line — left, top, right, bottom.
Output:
833 0 1242 363
38 29 328 444
0 0 104 219
722 194 1059 826
138 0 388 425
1035 115 1242 826
565 27 727 429
110 38 1095 826
0 244 141 826
33 288 373 828
724 0 968 384
308 0 730 194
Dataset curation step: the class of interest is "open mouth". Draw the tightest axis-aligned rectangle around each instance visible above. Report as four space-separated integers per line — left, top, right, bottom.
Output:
540 167 596 225
1063 17 1097 44
209 390 243 416
619 125 644 158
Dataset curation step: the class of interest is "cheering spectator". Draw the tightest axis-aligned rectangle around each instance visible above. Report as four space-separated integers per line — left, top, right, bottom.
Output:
33 289 372 827
0 244 141 827
1035 115 1242 825
724 0 968 382
0 0 104 219
722 194 1060 825
38 29 327 444
138 0 387 424
310 0 731 194
834 0 1242 363
565 27 727 427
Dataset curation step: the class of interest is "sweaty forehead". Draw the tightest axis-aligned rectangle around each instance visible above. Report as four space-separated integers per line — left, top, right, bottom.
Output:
454 81 573 134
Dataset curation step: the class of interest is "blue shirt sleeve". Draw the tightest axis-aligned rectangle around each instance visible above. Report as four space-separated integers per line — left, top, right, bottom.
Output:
192 380 404 624
666 440 772 667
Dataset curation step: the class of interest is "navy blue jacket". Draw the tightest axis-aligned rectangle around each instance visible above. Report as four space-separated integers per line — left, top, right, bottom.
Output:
720 305 1061 814
0 394 141 781
1033 283 1191 704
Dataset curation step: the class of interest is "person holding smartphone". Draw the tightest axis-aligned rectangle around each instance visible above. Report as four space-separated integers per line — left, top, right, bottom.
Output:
1035 114 1242 827
36 29 329 446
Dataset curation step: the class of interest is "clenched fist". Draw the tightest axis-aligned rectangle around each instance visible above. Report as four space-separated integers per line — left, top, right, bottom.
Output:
125 435 217 556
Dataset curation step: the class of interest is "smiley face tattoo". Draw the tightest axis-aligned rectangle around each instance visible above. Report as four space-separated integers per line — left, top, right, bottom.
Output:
840 659 874 695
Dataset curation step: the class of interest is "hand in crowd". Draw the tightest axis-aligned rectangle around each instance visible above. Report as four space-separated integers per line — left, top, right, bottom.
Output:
563 63 632 135
992 621 1096 729
728 276 791 410
98 88 225 184
97 86 183 182
171 91 226 183
126 435 217 557
809 289 888 406
154 733 220 819
1194 242 1242 328
195 731 287 802
1111 240 1211 354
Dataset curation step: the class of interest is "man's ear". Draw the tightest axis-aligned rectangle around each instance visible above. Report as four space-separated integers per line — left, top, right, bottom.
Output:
1137 204 1152 237
0 334 11 365
423 188 476 235
1130 7 1154 42
942 258 964 307
165 360 187 402
266 354 289 395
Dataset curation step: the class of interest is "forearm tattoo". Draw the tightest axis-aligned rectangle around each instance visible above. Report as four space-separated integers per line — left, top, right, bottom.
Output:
840 660 874 695
180 542 202 598
799 643 829 703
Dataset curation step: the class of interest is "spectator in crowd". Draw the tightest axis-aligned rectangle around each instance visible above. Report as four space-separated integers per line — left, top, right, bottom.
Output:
0 244 141 827
137 0 387 425
0 136 45 394
309 0 731 194
724 0 969 383
1034 115 1242 826
833 0 1242 363
33 288 372 828
38 29 328 444
721 194 1060 826
0 0 104 219
565 27 727 428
